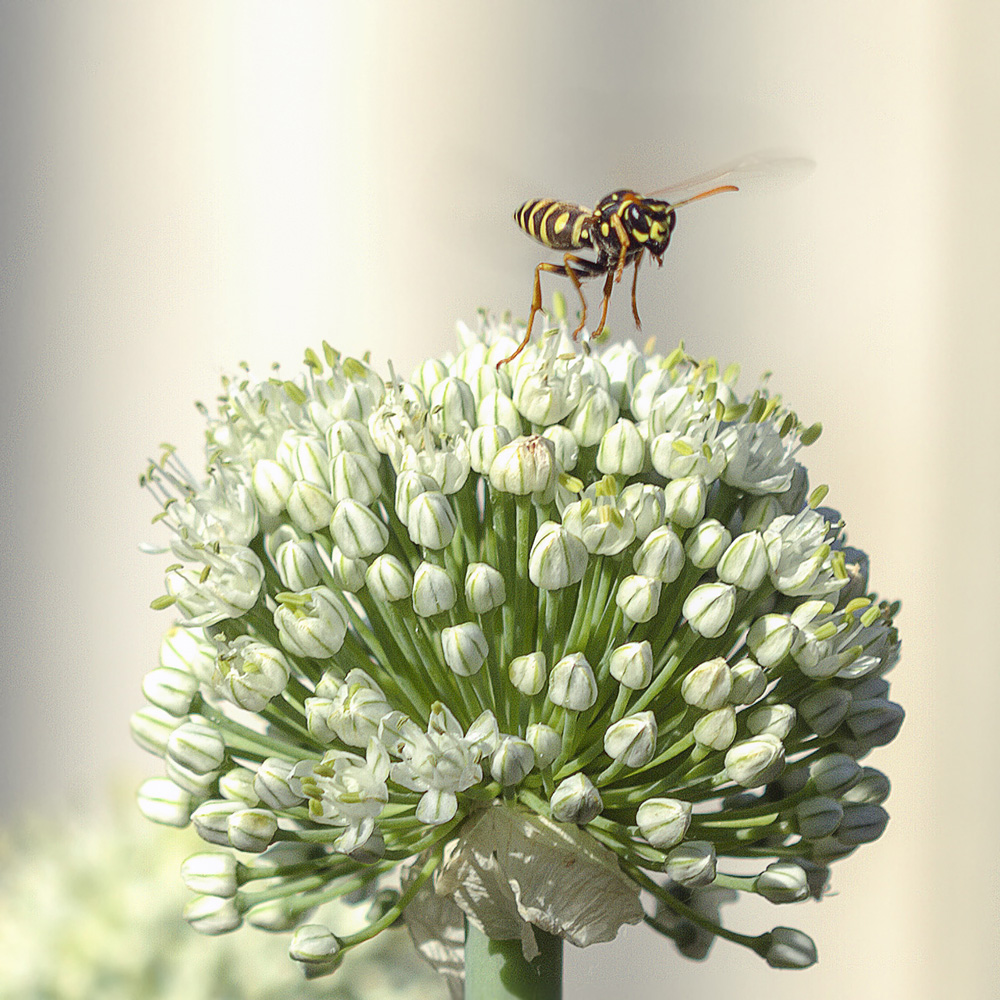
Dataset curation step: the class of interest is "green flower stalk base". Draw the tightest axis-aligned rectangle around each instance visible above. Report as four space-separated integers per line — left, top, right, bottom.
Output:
133 308 903 995
465 920 562 1000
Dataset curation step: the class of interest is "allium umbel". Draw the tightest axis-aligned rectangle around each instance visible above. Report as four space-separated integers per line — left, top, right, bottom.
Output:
135 311 902 991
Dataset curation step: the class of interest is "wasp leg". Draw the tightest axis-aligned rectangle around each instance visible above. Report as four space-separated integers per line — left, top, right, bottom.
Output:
498 255 603 367
630 251 644 329
610 215 631 283
592 267 616 337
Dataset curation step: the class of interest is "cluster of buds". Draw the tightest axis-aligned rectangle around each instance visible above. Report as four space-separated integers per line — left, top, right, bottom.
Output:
134 307 902 988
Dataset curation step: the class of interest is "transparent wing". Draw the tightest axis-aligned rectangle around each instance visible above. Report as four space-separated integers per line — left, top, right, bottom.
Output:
646 152 814 201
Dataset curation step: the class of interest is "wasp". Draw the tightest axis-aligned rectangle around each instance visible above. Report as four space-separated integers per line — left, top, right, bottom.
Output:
501 155 808 366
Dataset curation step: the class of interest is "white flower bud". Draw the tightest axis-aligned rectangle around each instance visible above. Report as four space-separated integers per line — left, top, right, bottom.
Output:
717 530 770 589
799 686 851 736
550 772 602 823
526 723 562 769
137 776 193 828
665 840 716 887
837 804 889 844
394 470 438 524
411 561 458 617
747 703 797 740
529 521 588 590
692 706 737 750
181 852 240 897
477 389 523 438
407 491 457 549
183 894 243 935
218 766 259 806
616 574 662 623
330 498 389 558
604 711 657 767
160 625 216 679
683 583 737 639
252 459 294 516
441 622 489 676
841 767 891 805
329 450 382 506
267 528 324 591
489 434 557 496
218 639 290 712
491 737 535 785
328 546 366 592
662 474 707 528
609 641 653 690
289 924 342 967
245 898 304 932
326 417 379 465
192 799 243 846
469 424 513 475
465 710 500 757
166 755 218 797
636 797 692 849
542 424 579 471
509 651 547 695
681 658 732 710
809 753 861 797
724 734 786 787
764 927 817 969
142 666 199 716
742 494 783 532
412 357 448 396
366 554 413 601
274 587 348 658
131 705 184 756
796 797 844 839
728 658 767 705
512 363 582 425
632 525 684 582
684 519 732 569
597 418 645 475
286 480 335 533
167 721 225 775
755 862 810 904
254 757 305 810
288 434 330 487
615 486 662 542
228 807 278 853
465 561 507 613
568 385 619 446
548 652 598 711
429 376 476 435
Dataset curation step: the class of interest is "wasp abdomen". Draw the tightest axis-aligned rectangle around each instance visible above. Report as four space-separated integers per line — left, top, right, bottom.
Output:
514 199 593 251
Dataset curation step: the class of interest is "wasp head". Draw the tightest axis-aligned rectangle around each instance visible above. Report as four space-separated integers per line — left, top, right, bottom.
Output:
635 199 677 258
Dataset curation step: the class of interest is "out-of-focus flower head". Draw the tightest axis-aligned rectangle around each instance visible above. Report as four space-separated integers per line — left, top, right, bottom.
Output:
134 307 902 992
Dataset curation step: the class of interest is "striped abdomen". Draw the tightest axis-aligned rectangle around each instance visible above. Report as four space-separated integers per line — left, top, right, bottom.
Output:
514 199 594 251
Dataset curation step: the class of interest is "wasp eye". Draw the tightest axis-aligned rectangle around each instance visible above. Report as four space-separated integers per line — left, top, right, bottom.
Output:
628 206 641 222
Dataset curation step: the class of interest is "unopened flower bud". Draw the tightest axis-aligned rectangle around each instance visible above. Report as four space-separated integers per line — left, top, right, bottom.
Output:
841 767 891 805
717 531 770 589
796 797 843 839
228 807 278 852
254 757 305 809
685 519 732 569
289 924 342 967
218 766 259 805
615 574 662 623
798 686 851 736
604 711 657 767
245 898 303 932
597 418 645 475
411 561 458 617
394 470 437 524
526 723 562 769
728 658 767 705
665 840 716 887
620 483 665 540
408 491 457 549
569 386 619 446
491 737 535 785
683 583 736 639
725 734 785 787
366 554 413 602
330 498 389 558
469 425 513 475
763 926 817 969
550 773 602 823
252 459 294 516
328 546 366 592
429 376 476 435
636 797 692 849
529 522 588 590
747 703 797 740
441 623 489 676
541 424 579 471
181 852 240 897
286 480 335 533
330 450 381 505
489 434 557 497
192 799 243 846
137 776 193 828
633 525 684 582
609 641 653 690
478 389 523 438
184 894 243 935
326 417 378 464
142 667 199 717
465 561 507 613
548 652 598 711
746 613 796 666
837 803 889 845
681 658 732 710
509 651 547 695
663 474 707 528
275 587 348 658
168 721 225 775
809 753 861 797
844 699 905 748
692 706 737 750
131 705 184 757
755 862 810 904
268 528 324 591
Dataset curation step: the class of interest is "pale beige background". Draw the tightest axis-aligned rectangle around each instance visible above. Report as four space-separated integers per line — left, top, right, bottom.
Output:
1 2 996 998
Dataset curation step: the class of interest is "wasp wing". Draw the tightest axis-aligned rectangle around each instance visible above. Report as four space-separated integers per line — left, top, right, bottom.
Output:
646 152 814 201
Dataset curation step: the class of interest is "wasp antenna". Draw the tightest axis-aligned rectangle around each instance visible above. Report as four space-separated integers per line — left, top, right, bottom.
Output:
670 184 739 209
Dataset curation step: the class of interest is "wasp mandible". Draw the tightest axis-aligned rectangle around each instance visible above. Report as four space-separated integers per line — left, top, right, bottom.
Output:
500 155 810 367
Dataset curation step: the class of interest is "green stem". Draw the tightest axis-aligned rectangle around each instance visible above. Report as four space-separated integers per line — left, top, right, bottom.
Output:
464 919 563 1000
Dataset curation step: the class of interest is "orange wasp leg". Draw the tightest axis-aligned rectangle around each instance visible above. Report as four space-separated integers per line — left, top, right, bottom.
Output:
592 268 616 338
630 251 644 329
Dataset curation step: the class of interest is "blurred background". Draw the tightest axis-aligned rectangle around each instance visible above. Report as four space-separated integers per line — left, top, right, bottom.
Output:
1 1 996 997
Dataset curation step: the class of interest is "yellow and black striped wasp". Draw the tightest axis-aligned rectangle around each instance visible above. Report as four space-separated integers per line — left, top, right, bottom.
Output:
501 155 810 366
